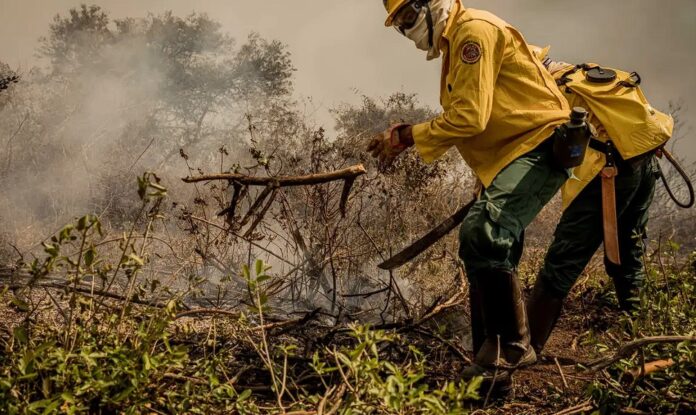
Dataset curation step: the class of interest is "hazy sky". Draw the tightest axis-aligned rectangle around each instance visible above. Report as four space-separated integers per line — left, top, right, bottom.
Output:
1 0 695 159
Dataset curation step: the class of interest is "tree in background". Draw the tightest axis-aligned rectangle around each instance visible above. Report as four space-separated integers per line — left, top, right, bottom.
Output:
0 4 297 232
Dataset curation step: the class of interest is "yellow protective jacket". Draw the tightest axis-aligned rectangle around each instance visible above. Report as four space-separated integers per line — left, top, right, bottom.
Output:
411 4 570 187
548 64 674 208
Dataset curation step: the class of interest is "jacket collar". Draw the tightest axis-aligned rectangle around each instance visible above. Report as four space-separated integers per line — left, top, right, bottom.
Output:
441 0 463 45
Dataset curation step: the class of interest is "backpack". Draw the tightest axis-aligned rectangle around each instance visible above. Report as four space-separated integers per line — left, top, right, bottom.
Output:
555 64 673 160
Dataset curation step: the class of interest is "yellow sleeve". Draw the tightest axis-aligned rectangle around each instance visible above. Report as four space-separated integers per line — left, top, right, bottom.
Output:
412 20 507 162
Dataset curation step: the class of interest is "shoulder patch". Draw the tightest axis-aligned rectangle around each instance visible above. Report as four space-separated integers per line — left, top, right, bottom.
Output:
460 41 482 64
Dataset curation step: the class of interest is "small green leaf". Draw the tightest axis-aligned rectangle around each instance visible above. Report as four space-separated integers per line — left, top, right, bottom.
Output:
255 259 263 277
143 353 152 370
77 216 89 231
13 326 28 344
42 242 59 257
238 389 252 401
84 246 96 267
11 296 30 312
256 274 271 284
466 376 483 397
128 253 144 266
58 225 74 242
60 391 75 403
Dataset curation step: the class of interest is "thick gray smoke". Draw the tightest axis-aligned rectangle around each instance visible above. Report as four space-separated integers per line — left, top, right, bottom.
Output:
0 7 294 249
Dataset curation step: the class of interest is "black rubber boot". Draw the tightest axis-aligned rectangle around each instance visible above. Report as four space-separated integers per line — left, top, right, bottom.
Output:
461 269 536 395
526 277 565 356
469 281 485 355
605 262 643 312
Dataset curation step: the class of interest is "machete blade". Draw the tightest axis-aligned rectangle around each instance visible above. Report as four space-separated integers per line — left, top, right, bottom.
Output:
378 198 476 270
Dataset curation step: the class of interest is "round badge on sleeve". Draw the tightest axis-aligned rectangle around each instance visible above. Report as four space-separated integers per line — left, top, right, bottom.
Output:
461 41 482 64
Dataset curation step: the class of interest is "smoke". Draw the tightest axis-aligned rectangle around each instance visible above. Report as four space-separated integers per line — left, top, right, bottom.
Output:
1 32 163 245
0 8 296 250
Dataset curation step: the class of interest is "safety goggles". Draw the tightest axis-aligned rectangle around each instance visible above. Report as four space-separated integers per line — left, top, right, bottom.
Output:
393 0 425 34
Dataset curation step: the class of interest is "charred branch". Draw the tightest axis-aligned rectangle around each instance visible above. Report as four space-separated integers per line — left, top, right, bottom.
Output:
182 164 367 186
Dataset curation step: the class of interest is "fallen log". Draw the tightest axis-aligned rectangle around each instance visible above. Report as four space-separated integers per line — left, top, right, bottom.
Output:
182 164 367 187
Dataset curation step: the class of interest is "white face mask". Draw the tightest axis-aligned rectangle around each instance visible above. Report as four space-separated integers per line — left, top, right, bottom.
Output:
400 0 455 61
403 8 431 51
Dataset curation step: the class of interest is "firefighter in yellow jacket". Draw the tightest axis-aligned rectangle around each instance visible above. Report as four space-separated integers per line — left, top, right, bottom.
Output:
524 47 672 356
368 0 571 389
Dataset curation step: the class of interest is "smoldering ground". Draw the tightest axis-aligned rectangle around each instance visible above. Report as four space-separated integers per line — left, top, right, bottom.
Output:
0 5 452 322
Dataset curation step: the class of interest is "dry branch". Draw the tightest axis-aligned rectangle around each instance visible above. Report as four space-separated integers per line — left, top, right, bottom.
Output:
182 164 367 186
584 335 696 372
174 307 323 333
239 184 277 228
552 400 594 415
244 188 278 238
339 177 357 217
627 359 675 380
3 282 168 308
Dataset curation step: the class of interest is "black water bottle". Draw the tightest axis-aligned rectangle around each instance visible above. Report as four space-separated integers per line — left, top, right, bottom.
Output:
554 107 590 169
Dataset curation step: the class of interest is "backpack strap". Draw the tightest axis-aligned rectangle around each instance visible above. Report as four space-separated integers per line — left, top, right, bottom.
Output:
588 138 608 154
617 72 641 88
556 64 583 87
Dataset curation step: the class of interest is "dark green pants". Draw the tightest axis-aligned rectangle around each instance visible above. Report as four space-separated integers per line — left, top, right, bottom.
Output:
538 156 658 307
459 140 568 278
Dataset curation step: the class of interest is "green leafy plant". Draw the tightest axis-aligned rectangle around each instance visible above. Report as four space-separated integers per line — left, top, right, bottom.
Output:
310 325 480 414
587 246 696 414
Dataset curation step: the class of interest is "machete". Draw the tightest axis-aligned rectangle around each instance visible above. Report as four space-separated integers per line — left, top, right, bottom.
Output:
378 198 477 270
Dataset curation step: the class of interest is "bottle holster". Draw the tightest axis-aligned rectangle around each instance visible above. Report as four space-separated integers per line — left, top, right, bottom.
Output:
552 123 592 170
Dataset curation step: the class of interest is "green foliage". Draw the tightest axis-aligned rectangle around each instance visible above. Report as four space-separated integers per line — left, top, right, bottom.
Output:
0 184 477 413
587 248 696 414
0 181 259 414
242 259 273 314
310 325 480 414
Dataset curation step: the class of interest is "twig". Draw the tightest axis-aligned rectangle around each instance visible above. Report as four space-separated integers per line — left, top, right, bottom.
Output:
619 408 649 415
175 308 243 320
217 181 243 219
4 282 167 308
163 372 207 385
411 292 465 327
555 357 569 390
412 327 471 364
356 222 386 261
552 400 594 415
339 177 356 217
340 286 389 299
262 308 322 333
332 346 356 393
183 164 367 186
239 184 276 228
185 214 296 267
243 187 278 238
584 336 696 372
174 308 322 333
